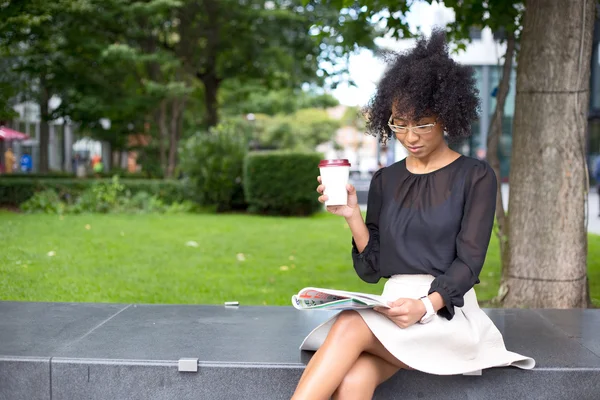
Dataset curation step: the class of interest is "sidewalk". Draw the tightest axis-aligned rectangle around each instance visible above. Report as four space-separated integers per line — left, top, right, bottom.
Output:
500 184 600 235
356 182 600 235
589 189 600 235
2 301 599 400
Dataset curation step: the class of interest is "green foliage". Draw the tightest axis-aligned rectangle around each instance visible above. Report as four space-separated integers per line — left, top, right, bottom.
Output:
20 190 66 214
251 108 340 151
135 146 166 179
308 0 523 51
0 172 77 180
18 176 194 214
341 106 366 131
1 0 375 178
179 122 249 212
0 171 151 180
244 151 323 216
75 176 125 213
220 84 339 117
0 177 189 207
443 0 522 44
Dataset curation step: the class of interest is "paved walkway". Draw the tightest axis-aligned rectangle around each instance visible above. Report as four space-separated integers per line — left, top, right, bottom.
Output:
2 301 599 399
590 189 600 235
356 181 600 235
499 184 600 235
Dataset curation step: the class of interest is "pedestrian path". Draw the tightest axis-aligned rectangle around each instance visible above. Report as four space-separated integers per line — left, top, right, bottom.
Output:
356 182 600 235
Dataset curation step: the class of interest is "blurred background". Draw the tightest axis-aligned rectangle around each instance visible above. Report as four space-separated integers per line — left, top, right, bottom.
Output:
4 2 599 178
0 0 598 308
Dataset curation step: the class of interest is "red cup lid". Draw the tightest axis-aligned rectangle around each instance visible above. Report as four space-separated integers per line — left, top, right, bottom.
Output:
319 159 351 168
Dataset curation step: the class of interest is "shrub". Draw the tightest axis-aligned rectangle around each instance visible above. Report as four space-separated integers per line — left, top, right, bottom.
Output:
18 176 194 214
20 189 66 214
0 172 75 179
0 170 150 180
70 176 125 213
180 122 249 212
243 151 323 216
0 177 189 207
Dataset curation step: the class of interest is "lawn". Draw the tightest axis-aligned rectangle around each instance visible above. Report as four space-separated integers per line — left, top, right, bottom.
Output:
1 211 599 307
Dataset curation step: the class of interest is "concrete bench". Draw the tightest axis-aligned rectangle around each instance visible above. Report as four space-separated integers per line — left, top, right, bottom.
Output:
1 301 599 400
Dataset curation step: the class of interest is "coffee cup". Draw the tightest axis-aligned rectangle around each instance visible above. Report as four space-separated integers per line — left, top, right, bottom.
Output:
318 159 351 206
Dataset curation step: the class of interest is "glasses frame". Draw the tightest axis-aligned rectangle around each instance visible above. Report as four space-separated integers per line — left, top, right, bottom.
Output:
387 115 437 135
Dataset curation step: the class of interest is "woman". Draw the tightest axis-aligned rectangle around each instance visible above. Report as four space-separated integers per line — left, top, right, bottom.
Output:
292 30 535 400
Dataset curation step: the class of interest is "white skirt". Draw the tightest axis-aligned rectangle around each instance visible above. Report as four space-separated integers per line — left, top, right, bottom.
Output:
299 274 535 376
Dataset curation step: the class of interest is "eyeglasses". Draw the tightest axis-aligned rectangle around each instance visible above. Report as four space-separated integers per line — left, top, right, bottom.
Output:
387 115 437 135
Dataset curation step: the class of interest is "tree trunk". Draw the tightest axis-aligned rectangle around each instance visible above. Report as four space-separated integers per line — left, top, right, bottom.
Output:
113 150 122 170
200 74 220 128
166 97 185 178
157 100 168 175
488 32 516 302
38 82 50 173
503 0 595 308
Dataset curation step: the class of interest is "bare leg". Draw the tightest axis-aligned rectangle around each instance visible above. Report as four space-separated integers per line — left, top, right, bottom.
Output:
292 311 409 400
332 353 400 400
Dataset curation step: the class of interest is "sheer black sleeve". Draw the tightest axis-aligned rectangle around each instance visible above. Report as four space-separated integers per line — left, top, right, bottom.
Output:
352 168 383 283
428 162 497 320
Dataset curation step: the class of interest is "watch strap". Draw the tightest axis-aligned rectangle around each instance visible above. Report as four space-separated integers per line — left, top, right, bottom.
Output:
419 296 435 323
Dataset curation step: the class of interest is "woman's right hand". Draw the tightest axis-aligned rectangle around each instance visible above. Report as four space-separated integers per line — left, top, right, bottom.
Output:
316 176 359 219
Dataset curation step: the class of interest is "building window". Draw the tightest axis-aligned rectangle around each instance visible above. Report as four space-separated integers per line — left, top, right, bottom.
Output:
493 28 506 41
591 42 600 111
469 27 482 40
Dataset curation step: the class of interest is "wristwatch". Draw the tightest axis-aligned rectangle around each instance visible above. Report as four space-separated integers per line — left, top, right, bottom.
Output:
419 296 435 324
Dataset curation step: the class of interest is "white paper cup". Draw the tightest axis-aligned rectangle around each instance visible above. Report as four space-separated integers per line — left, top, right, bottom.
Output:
319 159 351 206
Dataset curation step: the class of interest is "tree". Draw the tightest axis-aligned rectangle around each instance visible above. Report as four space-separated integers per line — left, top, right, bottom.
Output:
170 0 375 127
220 83 339 117
1 0 374 176
310 0 520 288
251 108 340 150
0 52 21 123
502 0 595 308
319 0 595 308
53 0 191 177
442 0 522 303
0 0 78 172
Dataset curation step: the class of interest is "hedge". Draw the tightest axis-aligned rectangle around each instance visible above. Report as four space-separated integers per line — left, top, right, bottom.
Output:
0 178 189 206
0 171 150 180
243 151 322 216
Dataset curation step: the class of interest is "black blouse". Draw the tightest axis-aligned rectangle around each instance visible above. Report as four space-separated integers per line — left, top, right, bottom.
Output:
352 155 497 320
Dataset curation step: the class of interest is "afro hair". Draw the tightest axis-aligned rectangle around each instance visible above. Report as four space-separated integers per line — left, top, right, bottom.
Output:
364 28 480 142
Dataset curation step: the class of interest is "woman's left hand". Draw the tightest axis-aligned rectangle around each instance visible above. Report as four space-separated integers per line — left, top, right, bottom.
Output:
374 298 426 329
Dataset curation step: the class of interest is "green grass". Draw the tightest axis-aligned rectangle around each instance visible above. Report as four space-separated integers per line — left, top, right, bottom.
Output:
1 211 599 306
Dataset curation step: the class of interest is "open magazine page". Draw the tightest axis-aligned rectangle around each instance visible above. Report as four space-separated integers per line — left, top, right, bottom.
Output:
291 287 391 311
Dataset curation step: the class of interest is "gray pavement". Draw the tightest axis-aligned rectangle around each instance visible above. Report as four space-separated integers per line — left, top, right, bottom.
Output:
1 301 600 399
355 180 600 235
590 188 600 235
499 184 600 235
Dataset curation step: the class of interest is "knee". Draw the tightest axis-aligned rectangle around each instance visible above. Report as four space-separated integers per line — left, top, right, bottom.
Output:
334 367 375 400
334 310 365 329
329 311 369 341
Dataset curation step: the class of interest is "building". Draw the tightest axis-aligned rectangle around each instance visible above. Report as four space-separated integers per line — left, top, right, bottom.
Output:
588 13 600 179
375 8 600 181
375 23 515 178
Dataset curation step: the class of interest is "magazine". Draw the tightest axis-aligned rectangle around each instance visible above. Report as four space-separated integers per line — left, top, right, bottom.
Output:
291 287 391 311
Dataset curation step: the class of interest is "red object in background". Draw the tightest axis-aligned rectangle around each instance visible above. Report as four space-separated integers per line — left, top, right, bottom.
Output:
0 126 30 141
